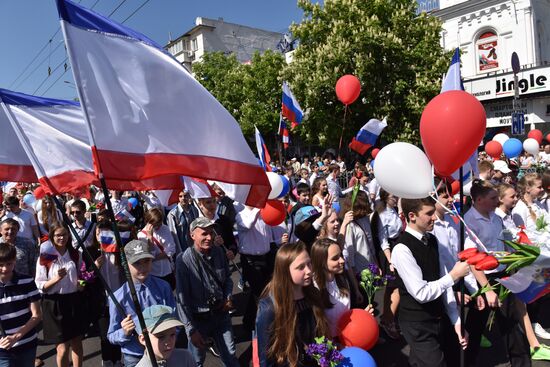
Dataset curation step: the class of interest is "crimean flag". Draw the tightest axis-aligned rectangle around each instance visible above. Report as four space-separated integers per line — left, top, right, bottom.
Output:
281 81 303 129
0 93 37 183
348 118 387 155
56 0 270 207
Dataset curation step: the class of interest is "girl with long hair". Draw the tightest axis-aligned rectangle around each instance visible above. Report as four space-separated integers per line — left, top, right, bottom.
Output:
35 224 86 367
37 195 62 238
310 238 373 338
512 173 549 231
311 177 328 210
256 242 330 367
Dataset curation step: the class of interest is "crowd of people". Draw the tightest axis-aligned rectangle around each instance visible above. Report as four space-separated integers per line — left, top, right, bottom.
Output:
0 147 549 367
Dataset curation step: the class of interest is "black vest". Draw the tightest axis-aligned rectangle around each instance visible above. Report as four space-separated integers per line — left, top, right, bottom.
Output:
396 231 445 322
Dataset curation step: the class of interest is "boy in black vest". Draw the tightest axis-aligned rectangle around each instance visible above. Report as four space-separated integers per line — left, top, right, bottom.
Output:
392 197 470 367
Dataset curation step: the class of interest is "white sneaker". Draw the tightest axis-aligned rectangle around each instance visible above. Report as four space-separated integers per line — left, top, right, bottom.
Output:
533 323 550 340
101 361 113 367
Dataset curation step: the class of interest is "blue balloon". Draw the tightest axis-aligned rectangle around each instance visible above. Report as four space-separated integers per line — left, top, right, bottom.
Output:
332 201 341 214
128 197 139 209
277 175 290 198
370 160 375 169
503 138 523 158
338 347 377 367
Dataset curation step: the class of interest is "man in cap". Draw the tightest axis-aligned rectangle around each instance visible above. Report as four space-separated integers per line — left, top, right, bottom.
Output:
175 218 239 367
135 305 195 367
107 240 176 367
492 160 512 185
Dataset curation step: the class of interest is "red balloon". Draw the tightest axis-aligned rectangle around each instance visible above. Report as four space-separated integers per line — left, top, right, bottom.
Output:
420 91 486 177
450 180 460 196
34 186 46 200
546 133 550 143
484 140 503 159
338 308 379 350
335 75 361 105
371 148 380 159
260 200 286 226
528 129 543 144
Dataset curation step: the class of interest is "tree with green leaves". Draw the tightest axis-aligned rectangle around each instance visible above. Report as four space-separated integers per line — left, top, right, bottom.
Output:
285 0 450 147
192 50 285 144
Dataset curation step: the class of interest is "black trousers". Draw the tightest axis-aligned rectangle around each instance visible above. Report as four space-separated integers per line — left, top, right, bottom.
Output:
465 293 530 367
399 316 460 367
241 252 273 330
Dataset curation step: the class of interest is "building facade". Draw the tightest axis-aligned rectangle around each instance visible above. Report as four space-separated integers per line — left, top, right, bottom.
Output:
165 17 283 71
430 0 550 133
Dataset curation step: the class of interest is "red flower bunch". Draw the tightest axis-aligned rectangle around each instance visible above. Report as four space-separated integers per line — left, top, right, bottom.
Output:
457 248 499 271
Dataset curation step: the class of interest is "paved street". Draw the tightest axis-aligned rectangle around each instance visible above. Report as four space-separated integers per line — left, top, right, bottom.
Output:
36 257 550 366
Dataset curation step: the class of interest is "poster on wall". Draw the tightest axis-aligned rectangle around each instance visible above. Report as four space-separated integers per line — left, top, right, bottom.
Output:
478 32 499 72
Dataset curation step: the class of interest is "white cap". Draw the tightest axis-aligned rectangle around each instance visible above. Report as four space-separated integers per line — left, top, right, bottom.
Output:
494 160 511 174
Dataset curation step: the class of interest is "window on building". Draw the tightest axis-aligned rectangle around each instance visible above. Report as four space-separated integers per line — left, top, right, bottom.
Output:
191 38 198 51
476 31 499 73
169 40 183 55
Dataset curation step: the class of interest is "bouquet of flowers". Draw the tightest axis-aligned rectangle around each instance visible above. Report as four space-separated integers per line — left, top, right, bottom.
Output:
359 263 394 306
305 336 344 367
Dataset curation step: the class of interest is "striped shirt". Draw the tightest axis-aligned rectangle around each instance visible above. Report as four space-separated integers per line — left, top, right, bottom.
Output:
0 272 40 352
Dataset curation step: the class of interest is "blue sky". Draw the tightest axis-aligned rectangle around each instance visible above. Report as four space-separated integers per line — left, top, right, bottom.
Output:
0 0 305 100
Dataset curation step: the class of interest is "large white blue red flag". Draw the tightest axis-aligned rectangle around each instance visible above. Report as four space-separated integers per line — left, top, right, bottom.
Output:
348 118 387 155
0 88 180 194
443 48 480 179
56 0 269 207
281 81 303 129
255 126 271 172
0 96 37 183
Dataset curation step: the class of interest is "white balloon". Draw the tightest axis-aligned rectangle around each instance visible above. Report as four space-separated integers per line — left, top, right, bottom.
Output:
493 133 510 146
266 172 283 199
523 138 540 156
373 142 433 199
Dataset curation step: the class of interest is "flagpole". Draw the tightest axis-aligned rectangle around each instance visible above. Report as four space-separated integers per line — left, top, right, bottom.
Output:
459 167 466 367
60 20 158 367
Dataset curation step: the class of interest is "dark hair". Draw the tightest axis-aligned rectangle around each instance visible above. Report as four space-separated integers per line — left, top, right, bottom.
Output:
296 183 310 196
311 177 327 196
0 218 20 230
470 179 496 201
70 199 86 212
340 190 371 219
434 177 452 196
311 238 349 309
144 207 164 226
401 198 435 222
542 170 550 193
4 196 19 207
328 164 340 173
0 243 16 263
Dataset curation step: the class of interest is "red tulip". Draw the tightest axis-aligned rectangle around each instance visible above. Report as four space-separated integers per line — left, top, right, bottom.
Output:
458 248 479 261
517 227 532 245
467 252 488 265
475 256 499 271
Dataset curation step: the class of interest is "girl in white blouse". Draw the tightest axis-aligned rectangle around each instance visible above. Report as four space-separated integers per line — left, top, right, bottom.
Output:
512 173 548 231
495 183 519 231
35 224 86 367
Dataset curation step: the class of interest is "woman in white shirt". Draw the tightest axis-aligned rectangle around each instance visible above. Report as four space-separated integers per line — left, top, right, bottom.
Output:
35 224 86 367
311 238 373 338
137 208 177 289
511 173 548 231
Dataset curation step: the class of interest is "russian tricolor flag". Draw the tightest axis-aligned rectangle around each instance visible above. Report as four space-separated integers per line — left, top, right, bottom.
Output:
281 81 303 129
278 113 290 149
255 126 271 172
100 230 131 253
56 0 270 207
349 118 387 155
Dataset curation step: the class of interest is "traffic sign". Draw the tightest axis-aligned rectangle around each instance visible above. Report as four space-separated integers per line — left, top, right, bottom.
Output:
511 112 525 135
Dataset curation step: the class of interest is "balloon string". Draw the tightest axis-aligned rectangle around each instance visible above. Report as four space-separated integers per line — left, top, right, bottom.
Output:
338 105 349 155
429 192 489 253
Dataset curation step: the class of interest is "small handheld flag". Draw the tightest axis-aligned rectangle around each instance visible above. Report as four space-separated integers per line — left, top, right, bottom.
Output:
348 118 387 155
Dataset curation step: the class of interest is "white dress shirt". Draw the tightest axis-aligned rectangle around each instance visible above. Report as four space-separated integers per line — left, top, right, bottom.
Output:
377 207 403 251
431 214 478 294
464 207 506 273
511 199 549 232
315 278 350 337
235 207 272 255
138 224 176 277
35 247 82 294
392 227 460 325
495 208 517 232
